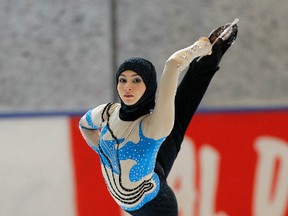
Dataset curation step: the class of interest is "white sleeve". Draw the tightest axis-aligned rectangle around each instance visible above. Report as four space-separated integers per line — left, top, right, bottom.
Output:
145 37 212 138
79 104 110 148
79 104 108 130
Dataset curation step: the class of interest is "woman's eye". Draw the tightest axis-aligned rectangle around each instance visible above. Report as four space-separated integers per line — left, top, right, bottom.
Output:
119 78 126 83
133 77 142 83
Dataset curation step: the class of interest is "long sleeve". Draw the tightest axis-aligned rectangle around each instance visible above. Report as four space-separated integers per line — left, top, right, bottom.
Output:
155 47 220 178
79 104 108 147
144 37 212 138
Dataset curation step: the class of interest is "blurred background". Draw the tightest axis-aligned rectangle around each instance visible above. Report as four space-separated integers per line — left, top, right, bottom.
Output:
1 0 287 112
1 0 288 216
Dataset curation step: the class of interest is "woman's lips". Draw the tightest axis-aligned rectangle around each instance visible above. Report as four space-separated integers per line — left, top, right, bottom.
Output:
124 95 133 98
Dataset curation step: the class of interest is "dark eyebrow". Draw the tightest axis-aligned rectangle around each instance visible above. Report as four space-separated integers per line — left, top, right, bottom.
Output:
119 73 140 77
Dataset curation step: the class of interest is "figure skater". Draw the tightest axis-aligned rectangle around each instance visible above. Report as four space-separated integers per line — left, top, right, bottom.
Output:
79 22 238 216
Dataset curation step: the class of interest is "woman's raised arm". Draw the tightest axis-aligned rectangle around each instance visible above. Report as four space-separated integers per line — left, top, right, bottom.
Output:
145 37 212 138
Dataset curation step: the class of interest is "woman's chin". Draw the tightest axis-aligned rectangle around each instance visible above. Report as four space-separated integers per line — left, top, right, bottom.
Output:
122 98 139 106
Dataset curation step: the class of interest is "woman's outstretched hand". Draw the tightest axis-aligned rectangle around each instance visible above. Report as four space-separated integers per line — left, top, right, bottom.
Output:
166 37 212 72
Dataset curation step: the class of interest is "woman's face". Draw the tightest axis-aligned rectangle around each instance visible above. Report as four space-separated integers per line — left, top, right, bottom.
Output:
117 70 146 106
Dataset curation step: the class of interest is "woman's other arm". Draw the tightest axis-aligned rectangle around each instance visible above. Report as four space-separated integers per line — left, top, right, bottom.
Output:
79 104 108 147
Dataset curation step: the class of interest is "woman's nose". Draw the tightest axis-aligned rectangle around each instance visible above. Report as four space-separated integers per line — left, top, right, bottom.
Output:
124 84 132 90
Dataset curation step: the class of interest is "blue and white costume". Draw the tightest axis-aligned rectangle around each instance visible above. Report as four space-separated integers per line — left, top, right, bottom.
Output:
81 105 166 211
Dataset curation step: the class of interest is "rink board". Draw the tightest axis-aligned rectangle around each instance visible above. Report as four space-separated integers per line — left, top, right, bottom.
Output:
1 110 288 216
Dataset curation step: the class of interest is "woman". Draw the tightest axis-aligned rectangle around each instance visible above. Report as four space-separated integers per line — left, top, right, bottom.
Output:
79 23 238 216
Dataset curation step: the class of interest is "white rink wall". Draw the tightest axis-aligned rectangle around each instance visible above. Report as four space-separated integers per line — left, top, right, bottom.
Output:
1 111 288 216
0 117 76 216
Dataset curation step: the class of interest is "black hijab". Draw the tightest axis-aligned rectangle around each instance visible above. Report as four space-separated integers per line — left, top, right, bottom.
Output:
116 57 157 121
